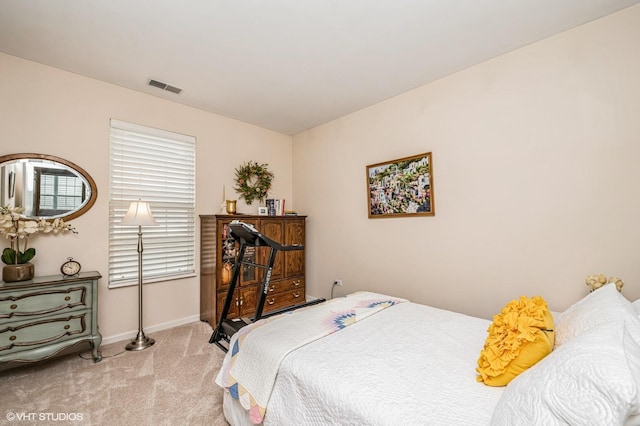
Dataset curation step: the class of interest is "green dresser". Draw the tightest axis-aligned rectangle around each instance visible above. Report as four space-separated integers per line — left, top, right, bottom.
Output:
0 271 102 368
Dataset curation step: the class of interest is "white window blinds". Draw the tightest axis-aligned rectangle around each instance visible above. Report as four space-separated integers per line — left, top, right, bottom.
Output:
109 119 196 288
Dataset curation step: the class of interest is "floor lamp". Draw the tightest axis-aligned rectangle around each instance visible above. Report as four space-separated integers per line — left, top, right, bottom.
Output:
121 200 158 351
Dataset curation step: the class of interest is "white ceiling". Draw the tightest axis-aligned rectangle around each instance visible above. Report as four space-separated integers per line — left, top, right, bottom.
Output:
1 1 639 135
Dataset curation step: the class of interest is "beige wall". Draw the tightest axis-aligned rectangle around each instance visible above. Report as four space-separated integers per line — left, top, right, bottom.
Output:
3 5 639 338
0 52 293 341
293 5 640 318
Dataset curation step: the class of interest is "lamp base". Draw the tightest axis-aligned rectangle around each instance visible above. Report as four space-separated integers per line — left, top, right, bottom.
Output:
125 332 155 351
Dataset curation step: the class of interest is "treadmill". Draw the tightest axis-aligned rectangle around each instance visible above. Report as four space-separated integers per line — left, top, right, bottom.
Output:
210 220 324 351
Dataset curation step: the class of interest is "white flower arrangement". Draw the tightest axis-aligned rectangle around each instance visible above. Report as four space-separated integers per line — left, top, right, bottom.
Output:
0 206 77 265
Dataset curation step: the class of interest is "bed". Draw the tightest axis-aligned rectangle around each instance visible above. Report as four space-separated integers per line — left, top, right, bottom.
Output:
216 287 640 425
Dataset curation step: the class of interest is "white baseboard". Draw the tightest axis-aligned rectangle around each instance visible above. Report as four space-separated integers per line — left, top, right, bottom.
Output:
103 299 325 346
102 314 202 345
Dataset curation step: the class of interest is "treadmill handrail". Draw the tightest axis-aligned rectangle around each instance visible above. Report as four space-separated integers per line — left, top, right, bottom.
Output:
228 220 303 251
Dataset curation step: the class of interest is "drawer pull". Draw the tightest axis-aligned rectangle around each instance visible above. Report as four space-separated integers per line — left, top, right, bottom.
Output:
293 280 301 286
235 298 239 306
293 291 301 298
268 286 275 292
64 325 70 330
267 298 275 305
10 304 17 310
65 296 71 301
9 335 16 341
239 298 243 306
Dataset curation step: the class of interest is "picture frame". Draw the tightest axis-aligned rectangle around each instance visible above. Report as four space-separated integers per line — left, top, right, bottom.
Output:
257 206 268 216
366 152 434 218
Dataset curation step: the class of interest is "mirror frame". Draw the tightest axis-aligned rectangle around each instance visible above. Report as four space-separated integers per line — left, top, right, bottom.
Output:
0 153 98 221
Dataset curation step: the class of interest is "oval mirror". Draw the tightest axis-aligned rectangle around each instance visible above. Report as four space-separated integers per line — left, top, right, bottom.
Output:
0 153 97 221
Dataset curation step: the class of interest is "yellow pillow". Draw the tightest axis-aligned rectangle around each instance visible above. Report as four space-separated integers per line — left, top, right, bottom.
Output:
476 296 555 387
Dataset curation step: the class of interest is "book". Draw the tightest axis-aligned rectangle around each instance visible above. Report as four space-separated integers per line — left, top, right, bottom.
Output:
266 198 286 216
266 199 275 216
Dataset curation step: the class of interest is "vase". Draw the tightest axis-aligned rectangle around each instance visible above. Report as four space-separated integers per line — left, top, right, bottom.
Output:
226 200 237 214
2 263 35 283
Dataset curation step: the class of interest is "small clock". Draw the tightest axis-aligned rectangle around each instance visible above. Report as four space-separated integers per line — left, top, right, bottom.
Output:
61 257 81 277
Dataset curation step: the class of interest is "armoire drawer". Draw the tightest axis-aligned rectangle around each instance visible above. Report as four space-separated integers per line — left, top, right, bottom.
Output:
265 277 304 295
263 288 306 314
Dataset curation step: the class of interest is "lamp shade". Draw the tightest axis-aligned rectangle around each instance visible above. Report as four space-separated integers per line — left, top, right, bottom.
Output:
121 201 158 226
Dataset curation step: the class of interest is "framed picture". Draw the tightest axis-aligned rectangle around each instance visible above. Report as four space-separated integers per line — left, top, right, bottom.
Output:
257 206 268 216
366 152 434 218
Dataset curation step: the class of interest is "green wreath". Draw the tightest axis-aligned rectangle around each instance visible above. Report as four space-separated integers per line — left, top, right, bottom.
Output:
234 161 274 205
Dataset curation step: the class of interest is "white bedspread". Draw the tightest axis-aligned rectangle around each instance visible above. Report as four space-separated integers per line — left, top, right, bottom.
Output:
216 292 408 423
264 301 504 425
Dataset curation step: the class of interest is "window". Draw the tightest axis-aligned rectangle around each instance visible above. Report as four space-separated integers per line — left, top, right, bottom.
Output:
36 167 85 216
109 119 196 288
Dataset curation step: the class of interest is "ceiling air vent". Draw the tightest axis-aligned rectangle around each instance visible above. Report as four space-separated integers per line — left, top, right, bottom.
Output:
148 79 182 94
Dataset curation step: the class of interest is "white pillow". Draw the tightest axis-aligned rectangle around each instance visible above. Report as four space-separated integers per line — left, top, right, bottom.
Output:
555 284 637 347
491 321 640 426
633 299 640 316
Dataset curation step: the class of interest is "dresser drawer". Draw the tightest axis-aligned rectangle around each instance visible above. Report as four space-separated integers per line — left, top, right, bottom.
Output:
0 312 89 353
265 277 304 295
263 288 306 314
0 285 88 319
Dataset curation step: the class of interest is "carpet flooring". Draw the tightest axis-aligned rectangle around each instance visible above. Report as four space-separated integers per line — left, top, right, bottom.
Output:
1 321 229 426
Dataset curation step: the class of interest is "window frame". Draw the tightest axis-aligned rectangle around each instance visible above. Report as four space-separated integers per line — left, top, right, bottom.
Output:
108 119 196 288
